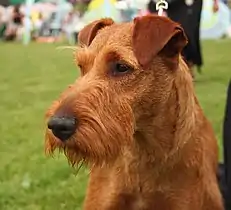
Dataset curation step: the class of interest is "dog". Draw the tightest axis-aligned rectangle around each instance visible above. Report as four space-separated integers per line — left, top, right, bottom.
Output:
45 15 224 210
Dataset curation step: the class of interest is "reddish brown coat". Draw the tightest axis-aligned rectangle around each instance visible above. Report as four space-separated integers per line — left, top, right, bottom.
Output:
45 15 224 210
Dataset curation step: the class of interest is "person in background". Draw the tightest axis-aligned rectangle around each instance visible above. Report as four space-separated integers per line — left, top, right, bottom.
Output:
62 11 77 44
33 12 43 39
148 0 219 78
4 4 24 41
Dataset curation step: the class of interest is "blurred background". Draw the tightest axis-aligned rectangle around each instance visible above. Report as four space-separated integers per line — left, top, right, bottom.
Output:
0 0 230 209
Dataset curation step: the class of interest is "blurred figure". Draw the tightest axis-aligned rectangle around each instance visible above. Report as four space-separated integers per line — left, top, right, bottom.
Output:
4 4 24 41
62 11 80 44
33 12 44 39
49 12 60 37
148 0 219 78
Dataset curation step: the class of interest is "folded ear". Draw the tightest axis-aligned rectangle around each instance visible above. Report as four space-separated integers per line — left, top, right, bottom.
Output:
78 18 114 46
132 15 188 68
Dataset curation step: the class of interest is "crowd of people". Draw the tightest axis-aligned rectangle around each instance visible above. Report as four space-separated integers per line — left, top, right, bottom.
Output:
0 3 84 43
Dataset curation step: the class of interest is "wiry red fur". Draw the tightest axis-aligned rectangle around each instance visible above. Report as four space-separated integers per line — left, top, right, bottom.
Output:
45 15 224 210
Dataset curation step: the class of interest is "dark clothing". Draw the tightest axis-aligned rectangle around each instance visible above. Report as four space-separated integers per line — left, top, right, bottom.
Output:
0 23 6 39
13 15 22 25
13 13 23 25
148 0 203 68
223 79 231 210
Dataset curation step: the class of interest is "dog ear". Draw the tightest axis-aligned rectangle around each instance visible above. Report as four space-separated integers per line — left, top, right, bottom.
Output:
78 18 114 46
132 15 188 68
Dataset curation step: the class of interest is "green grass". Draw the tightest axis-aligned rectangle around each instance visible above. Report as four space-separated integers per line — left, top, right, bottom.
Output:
0 40 230 209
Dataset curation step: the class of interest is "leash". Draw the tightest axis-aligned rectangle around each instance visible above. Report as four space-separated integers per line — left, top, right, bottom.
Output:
156 0 169 16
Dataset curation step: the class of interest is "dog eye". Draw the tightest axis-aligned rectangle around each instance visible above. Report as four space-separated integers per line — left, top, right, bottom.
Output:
111 62 132 76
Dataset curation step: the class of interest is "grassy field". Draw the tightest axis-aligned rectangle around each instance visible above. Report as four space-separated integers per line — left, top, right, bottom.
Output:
0 40 230 210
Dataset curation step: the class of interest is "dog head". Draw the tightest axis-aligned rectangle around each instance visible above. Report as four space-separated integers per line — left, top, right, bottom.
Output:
45 15 193 167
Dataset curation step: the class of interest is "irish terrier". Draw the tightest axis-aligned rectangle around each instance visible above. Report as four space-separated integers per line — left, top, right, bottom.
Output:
45 15 224 210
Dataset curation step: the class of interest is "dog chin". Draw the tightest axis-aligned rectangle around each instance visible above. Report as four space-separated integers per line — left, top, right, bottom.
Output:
46 132 117 168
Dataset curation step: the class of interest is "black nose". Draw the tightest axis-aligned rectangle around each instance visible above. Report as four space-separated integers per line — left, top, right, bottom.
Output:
47 116 76 141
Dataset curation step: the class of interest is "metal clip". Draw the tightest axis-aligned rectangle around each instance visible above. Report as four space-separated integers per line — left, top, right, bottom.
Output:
156 0 168 16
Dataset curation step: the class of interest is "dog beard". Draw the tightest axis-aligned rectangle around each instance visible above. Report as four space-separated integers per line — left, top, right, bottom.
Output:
45 80 134 168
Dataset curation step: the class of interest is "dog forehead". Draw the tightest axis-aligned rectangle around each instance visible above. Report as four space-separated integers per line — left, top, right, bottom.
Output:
90 22 133 51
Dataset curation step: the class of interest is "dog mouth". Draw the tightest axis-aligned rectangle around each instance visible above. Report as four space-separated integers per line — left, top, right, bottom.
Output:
51 129 75 142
